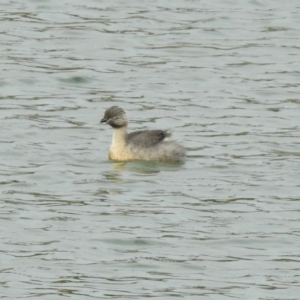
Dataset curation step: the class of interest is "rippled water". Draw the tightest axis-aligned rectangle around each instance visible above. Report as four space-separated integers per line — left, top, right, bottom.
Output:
1 0 300 299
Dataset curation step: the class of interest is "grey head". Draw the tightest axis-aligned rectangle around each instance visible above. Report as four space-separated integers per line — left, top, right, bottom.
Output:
101 106 128 128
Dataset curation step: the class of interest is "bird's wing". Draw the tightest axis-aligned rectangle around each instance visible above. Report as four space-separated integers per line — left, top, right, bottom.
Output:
127 130 171 148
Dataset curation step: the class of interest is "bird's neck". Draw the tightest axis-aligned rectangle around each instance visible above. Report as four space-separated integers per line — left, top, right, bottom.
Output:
111 126 128 149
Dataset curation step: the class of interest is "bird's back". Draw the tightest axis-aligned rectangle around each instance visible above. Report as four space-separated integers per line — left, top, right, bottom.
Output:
127 130 171 148
126 129 185 162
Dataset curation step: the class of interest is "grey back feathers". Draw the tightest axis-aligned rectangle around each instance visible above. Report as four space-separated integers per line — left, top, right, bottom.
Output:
127 130 171 148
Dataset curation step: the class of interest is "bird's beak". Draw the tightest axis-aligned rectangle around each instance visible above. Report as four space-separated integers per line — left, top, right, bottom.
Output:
100 118 107 124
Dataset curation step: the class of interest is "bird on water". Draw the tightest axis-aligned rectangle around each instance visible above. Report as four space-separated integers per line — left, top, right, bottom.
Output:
101 106 186 162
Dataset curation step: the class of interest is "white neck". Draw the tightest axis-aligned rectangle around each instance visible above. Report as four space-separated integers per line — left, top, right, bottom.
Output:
110 126 128 149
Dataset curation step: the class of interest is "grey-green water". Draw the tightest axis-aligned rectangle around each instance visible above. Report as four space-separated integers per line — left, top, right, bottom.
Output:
1 1 300 299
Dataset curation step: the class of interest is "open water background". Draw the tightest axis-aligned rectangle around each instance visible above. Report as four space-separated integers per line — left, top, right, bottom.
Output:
1 0 300 299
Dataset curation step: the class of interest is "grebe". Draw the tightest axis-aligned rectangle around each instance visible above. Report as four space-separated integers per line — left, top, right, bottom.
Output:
101 106 186 162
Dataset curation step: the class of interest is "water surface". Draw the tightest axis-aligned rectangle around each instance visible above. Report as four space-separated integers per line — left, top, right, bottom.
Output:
1 0 300 299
